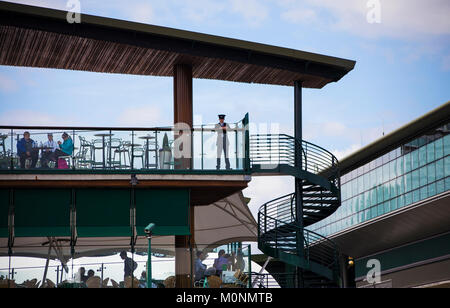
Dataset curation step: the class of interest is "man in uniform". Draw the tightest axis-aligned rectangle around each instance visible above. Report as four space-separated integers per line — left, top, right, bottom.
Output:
215 114 231 170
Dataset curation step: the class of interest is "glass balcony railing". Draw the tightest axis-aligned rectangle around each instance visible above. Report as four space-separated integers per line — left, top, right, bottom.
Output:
0 114 250 173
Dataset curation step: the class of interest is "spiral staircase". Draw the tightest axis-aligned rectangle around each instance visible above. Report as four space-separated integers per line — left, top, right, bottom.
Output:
250 134 342 288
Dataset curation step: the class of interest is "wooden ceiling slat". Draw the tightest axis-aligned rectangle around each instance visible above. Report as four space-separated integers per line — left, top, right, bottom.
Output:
0 25 339 87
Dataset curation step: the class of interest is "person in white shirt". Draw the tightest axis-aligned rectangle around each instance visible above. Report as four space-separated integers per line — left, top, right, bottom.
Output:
40 133 59 168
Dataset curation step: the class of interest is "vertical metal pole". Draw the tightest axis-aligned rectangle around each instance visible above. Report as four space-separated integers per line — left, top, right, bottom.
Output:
147 236 152 288
248 245 252 288
56 266 59 286
294 80 304 288
10 129 13 170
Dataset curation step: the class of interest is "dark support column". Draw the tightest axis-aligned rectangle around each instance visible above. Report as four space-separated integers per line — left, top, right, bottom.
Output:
173 64 194 288
174 64 193 170
294 80 304 287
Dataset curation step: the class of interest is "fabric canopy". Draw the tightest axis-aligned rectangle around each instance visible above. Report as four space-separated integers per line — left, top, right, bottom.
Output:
0 191 257 261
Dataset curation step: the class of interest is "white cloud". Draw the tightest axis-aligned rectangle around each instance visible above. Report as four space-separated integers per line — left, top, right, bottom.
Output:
279 0 450 39
281 7 317 24
0 109 79 126
117 105 168 127
243 176 294 218
0 73 18 92
331 144 361 160
230 0 269 27
124 2 155 24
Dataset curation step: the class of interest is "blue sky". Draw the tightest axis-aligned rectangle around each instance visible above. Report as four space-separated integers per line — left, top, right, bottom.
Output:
0 0 449 214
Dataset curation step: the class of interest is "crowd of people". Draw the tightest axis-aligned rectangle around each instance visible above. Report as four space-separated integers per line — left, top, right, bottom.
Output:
16 131 73 169
194 248 246 283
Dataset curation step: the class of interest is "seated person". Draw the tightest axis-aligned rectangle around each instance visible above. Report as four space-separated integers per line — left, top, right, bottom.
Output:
40 133 59 168
195 251 207 282
16 131 38 169
54 132 73 168
213 249 231 277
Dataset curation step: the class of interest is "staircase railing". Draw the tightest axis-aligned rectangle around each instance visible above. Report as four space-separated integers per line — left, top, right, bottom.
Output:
252 133 341 286
258 209 338 277
250 134 339 181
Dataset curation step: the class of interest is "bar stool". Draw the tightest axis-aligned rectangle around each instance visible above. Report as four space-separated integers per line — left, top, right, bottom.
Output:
116 141 131 169
107 138 122 169
132 146 145 169
91 138 104 169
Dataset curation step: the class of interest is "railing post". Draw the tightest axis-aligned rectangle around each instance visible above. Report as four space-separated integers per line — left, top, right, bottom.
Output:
275 220 278 251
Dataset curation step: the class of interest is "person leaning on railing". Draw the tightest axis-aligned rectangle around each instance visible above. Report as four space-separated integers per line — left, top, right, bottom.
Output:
54 132 73 168
16 131 38 169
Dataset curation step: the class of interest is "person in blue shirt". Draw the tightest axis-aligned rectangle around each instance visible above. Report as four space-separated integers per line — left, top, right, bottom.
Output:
195 251 207 282
17 131 38 169
54 132 73 168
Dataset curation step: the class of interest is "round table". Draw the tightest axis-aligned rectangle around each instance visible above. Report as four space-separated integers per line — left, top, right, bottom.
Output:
94 133 114 168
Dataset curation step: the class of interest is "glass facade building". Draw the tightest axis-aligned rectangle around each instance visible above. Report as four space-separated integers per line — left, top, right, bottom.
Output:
312 122 450 237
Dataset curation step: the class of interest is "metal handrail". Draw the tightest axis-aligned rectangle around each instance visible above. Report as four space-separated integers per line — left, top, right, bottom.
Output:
250 134 339 179
258 210 338 272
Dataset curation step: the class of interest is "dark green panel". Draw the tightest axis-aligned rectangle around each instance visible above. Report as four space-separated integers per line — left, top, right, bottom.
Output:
14 188 71 237
76 188 131 237
135 189 190 236
355 232 450 278
0 189 9 238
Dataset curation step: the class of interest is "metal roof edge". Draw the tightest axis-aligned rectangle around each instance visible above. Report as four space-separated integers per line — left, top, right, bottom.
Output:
0 1 356 72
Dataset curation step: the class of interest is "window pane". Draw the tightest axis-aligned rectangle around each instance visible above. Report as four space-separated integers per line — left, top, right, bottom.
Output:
428 182 436 198
389 160 396 181
397 175 405 195
383 163 390 183
446 177 450 191
419 146 427 167
427 142 435 164
404 152 412 173
365 191 370 208
405 172 412 192
357 175 364 195
371 206 378 219
405 192 412 206
427 142 435 163
377 185 384 203
398 195 405 208
376 167 383 186
390 179 397 198
436 159 444 180
444 135 450 156
352 179 358 197
427 163 436 184
419 166 427 187
445 156 450 178
420 186 428 200
436 179 445 194
384 183 390 201
369 170 377 189
364 173 370 192
371 188 377 206
390 198 397 211
435 138 444 159
396 156 404 176
413 189 420 203
412 170 420 190
411 150 419 170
